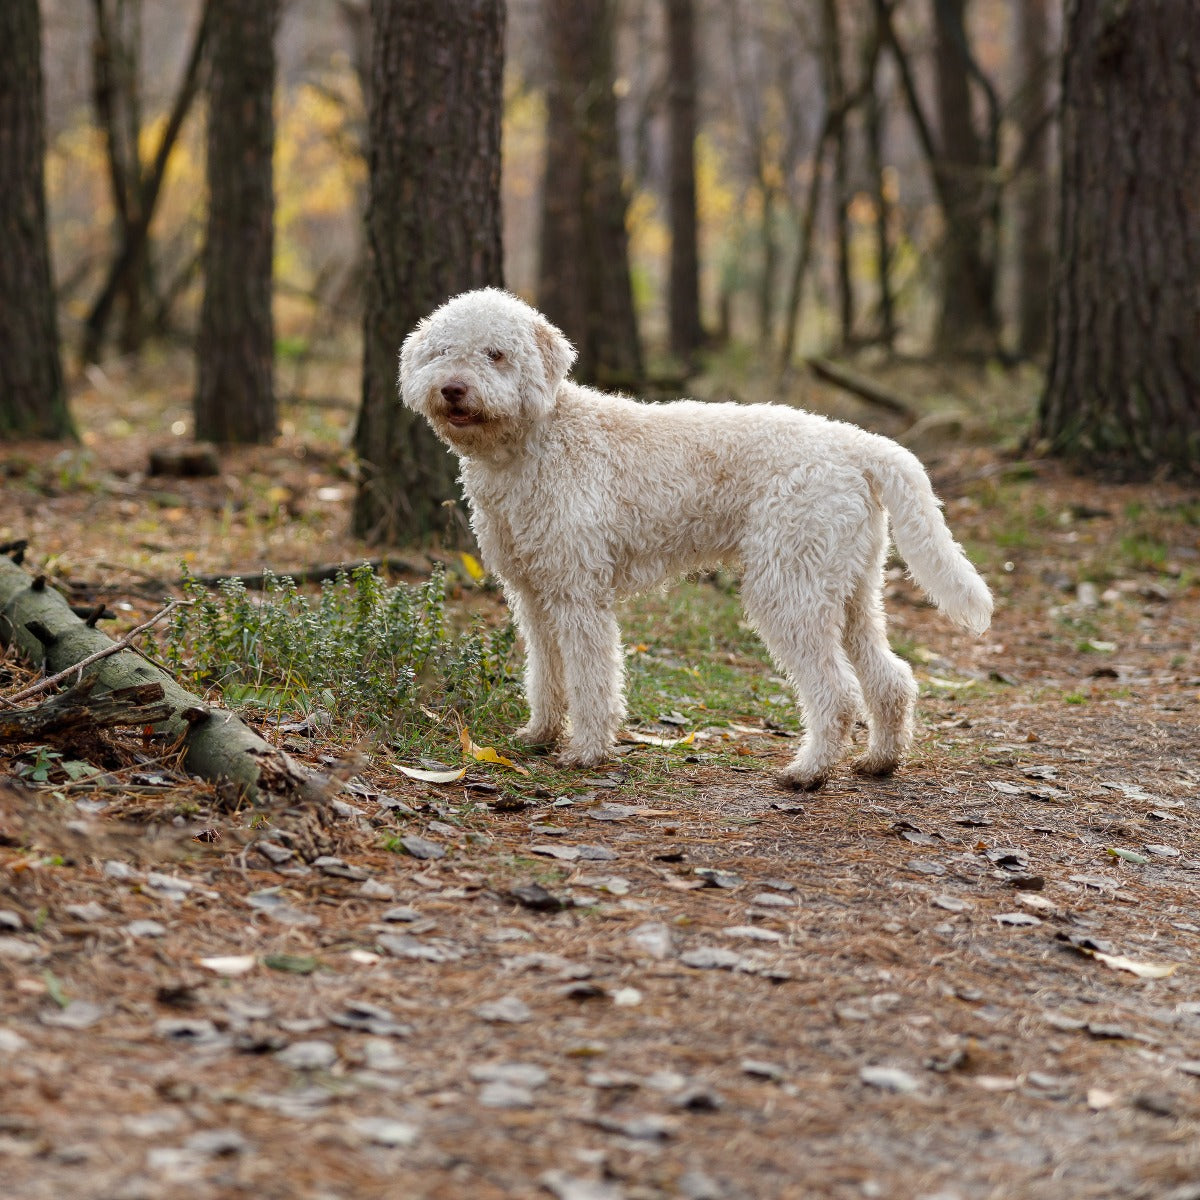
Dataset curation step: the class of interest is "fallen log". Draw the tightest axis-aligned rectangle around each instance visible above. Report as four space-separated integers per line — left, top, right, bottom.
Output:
0 677 172 743
0 554 315 803
807 356 917 420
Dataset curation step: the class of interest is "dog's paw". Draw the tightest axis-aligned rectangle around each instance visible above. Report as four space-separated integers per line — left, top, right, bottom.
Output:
555 742 612 770
513 722 562 750
850 751 899 778
774 764 830 792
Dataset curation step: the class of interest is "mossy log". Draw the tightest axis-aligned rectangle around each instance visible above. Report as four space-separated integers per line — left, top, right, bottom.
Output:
0 554 313 803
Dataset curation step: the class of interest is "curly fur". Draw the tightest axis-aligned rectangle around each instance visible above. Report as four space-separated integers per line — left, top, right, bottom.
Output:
401 288 992 790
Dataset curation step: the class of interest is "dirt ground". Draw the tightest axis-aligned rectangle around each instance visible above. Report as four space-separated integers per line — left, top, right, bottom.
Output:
2 359 1200 1200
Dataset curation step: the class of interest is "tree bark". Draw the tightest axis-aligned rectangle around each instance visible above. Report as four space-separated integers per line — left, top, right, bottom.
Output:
193 0 279 445
538 0 643 389
0 0 72 440
0 555 311 803
353 0 505 544
1037 0 1200 477
862 10 895 348
664 0 703 365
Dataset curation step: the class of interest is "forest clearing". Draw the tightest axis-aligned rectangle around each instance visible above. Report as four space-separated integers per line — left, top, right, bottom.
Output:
3 361 1199 1199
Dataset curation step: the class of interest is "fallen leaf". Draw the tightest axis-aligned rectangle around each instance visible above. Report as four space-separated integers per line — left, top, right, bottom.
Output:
680 946 751 971
263 953 320 975
459 551 487 583
277 1039 338 1071
1091 951 1178 979
351 1116 420 1147
460 728 529 775
198 955 256 976
628 922 674 960
529 843 581 862
475 994 533 1023
399 835 446 860
396 764 467 783
622 729 696 748
1107 846 1149 865
859 1065 921 1094
539 1171 626 1200
994 912 1041 927
507 883 568 911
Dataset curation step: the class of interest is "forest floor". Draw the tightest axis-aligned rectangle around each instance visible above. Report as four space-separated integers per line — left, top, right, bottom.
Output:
1 352 1199 1200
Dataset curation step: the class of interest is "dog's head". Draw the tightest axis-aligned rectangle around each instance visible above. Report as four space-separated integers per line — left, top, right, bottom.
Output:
399 288 576 456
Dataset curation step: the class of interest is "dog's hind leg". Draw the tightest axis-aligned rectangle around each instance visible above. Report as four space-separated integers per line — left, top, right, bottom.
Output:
843 510 917 776
741 486 870 790
507 587 568 747
548 603 626 768
742 569 863 790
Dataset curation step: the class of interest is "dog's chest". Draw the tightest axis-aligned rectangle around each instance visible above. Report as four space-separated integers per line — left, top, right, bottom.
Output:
463 471 552 579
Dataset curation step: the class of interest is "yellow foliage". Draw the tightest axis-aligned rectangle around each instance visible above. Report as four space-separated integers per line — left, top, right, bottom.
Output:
695 133 736 230
276 82 365 225
627 188 669 265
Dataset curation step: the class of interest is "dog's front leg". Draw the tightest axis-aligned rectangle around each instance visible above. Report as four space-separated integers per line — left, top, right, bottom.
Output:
506 586 568 747
549 602 626 768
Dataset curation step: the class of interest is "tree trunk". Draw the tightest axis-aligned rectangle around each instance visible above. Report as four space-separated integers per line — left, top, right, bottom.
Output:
0 0 72 440
0 555 310 803
353 0 505 544
537 0 643 389
820 0 854 348
664 0 703 365
194 0 279 445
862 12 895 348
1011 0 1055 359
1037 0 1200 477
932 0 995 354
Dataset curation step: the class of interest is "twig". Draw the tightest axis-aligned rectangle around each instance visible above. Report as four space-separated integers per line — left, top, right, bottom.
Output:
0 600 189 708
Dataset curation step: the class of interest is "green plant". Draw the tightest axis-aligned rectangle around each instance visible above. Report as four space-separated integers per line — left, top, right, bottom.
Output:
156 564 518 742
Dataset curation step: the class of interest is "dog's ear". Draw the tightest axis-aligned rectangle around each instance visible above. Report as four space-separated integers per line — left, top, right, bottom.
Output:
533 317 576 392
397 319 428 409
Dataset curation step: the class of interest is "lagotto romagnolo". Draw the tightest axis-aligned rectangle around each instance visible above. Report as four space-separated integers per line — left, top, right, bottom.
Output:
400 288 992 791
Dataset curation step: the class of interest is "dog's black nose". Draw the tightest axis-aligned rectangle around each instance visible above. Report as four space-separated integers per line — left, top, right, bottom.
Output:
441 382 468 404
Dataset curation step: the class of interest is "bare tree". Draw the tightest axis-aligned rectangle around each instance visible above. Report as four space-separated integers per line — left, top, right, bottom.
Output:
538 0 643 388
820 0 854 347
0 0 72 439
82 0 210 364
193 0 279 445
353 0 505 543
874 0 1000 354
931 0 995 352
665 0 703 365
1037 0 1200 477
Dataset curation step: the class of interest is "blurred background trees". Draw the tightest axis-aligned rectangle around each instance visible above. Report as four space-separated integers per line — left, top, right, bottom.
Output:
5 0 1200 536
0 0 71 439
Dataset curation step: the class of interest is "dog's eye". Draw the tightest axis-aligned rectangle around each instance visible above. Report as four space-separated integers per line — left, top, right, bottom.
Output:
485 348 505 363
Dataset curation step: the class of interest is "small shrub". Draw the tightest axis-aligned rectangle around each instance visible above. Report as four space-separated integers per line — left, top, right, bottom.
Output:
157 564 518 737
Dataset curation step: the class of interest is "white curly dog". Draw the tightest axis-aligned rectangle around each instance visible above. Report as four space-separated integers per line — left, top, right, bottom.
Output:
401 288 992 790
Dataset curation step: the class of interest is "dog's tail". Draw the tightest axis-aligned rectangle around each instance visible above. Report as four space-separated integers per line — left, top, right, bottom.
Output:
864 440 993 636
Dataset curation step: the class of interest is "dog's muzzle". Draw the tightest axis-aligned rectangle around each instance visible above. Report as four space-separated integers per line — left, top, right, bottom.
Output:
438 380 485 427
